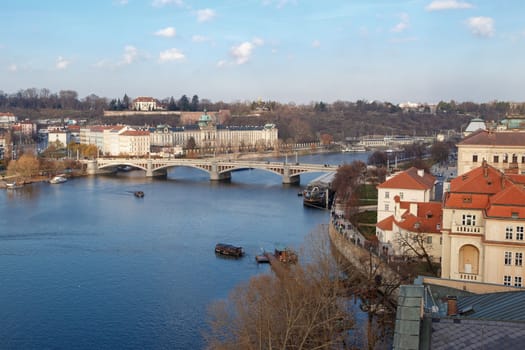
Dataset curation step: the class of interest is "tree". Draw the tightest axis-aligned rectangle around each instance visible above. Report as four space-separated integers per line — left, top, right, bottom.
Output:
319 133 333 146
122 94 130 110
190 95 199 112
186 137 196 150
179 95 190 111
368 151 387 167
205 228 356 349
7 154 40 181
395 225 438 276
430 141 450 164
167 96 177 111
332 161 367 224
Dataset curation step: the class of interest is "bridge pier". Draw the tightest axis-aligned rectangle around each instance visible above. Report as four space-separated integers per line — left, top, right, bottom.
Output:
282 166 300 184
146 159 154 177
86 160 99 175
210 162 232 181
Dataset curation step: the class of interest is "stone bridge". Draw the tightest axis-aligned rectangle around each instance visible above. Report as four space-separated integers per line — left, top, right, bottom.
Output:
83 158 337 184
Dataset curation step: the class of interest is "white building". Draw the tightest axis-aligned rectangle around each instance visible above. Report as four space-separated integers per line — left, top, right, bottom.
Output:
119 130 150 156
132 97 158 111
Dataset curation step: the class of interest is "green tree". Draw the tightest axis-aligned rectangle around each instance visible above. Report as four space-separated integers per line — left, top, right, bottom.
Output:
168 96 177 111
179 95 190 111
190 95 199 111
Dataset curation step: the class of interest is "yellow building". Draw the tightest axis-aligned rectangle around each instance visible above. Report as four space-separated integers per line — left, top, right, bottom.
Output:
457 129 525 176
441 161 525 287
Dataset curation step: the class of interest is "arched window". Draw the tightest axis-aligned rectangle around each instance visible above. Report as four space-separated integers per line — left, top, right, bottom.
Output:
459 244 479 274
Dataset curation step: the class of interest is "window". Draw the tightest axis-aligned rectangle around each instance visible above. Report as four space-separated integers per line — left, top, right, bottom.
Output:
504 154 508 163
494 155 499 163
516 253 523 266
440 237 443 245
399 192 404 200
472 155 478 162
515 276 522 287
505 251 512 265
385 204 389 211
522 156 525 164
385 191 389 199
513 154 518 163
462 214 476 226
504 275 512 286
506 226 514 240
427 236 432 244
518 227 524 241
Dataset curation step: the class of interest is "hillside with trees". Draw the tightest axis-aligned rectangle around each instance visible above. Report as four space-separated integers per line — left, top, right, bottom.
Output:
1 88 521 143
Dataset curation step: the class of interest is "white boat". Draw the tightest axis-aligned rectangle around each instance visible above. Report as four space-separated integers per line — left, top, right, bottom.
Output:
6 182 24 189
49 175 67 184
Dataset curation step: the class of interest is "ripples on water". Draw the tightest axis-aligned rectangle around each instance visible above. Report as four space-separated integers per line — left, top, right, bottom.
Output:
0 152 369 349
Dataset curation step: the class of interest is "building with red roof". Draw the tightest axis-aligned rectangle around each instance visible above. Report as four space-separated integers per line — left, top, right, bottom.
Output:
441 161 525 287
377 167 436 222
457 129 525 176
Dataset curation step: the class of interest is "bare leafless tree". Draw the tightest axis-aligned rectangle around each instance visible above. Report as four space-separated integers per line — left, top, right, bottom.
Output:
205 227 357 350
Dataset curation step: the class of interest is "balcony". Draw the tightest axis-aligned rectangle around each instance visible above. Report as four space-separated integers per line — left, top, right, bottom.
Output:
452 225 483 235
458 273 479 281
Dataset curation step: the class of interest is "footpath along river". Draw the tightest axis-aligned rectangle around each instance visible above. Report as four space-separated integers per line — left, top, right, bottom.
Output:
0 152 370 349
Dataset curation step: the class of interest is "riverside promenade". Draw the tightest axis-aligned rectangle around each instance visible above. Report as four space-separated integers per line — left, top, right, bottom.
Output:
328 203 401 301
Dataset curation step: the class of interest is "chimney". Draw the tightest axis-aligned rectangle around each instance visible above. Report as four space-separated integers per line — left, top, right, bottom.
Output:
447 296 457 316
417 169 424 177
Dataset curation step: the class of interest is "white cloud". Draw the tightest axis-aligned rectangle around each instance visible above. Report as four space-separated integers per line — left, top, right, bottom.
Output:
252 37 264 46
8 64 17 72
262 0 297 9
56 56 70 70
159 48 185 62
467 16 494 38
192 35 210 43
311 39 321 48
152 0 184 7
121 45 139 65
391 13 409 33
196 8 216 22
154 27 176 38
231 42 254 65
426 0 474 11
216 60 227 68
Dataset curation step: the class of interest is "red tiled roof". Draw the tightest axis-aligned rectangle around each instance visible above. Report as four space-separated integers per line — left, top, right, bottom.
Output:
444 193 490 209
133 97 156 103
449 163 508 194
458 130 525 147
396 202 442 234
490 184 525 207
486 207 525 219
377 167 435 191
121 130 150 136
377 216 394 231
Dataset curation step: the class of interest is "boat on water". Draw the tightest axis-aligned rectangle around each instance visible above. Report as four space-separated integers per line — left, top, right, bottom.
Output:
49 174 67 184
6 182 24 189
134 191 145 198
215 243 244 257
342 146 366 152
302 172 335 209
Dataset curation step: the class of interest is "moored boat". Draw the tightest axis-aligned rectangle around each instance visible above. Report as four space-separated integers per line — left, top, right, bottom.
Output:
215 243 244 257
49 174 67 184
6 181 24 189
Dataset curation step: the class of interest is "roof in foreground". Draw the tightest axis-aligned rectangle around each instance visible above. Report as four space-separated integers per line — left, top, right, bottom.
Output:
377 167 435 191
459 129 525 146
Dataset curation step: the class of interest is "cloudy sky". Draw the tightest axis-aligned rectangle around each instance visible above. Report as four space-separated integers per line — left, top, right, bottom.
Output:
1 0 524 104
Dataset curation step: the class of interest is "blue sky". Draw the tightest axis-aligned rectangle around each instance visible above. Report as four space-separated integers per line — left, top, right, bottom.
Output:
1 0 524 104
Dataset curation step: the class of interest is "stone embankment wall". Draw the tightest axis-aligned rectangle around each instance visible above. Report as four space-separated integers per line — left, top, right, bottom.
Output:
328 220 400 300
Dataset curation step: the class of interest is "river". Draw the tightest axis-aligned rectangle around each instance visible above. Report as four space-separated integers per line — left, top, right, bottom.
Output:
0 152 370 349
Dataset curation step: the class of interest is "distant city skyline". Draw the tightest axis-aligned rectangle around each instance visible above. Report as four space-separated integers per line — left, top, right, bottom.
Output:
1 0 524 104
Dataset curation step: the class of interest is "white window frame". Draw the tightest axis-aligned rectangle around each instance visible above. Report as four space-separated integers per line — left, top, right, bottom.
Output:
504 275 512 286
505 251 512 265
506 226 513 240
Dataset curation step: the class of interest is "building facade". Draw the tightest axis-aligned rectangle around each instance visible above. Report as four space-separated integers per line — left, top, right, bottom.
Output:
441 162 525 287
457 130 525 176
132 97 158 111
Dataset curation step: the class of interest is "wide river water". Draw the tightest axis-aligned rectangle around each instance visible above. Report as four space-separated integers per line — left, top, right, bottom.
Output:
0 152 370 349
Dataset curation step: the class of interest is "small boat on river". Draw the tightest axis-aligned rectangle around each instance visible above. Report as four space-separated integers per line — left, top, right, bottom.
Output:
215 243 244 257
49 174 67 184
6 182 24 189
134 191 145 198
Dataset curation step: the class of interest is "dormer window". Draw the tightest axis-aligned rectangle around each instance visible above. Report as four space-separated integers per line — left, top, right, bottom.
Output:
462 196 472 203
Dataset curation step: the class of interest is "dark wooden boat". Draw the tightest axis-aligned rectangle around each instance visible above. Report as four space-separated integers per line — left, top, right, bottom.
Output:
215 243 244 257
255 254 270 263
134 191 144 198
